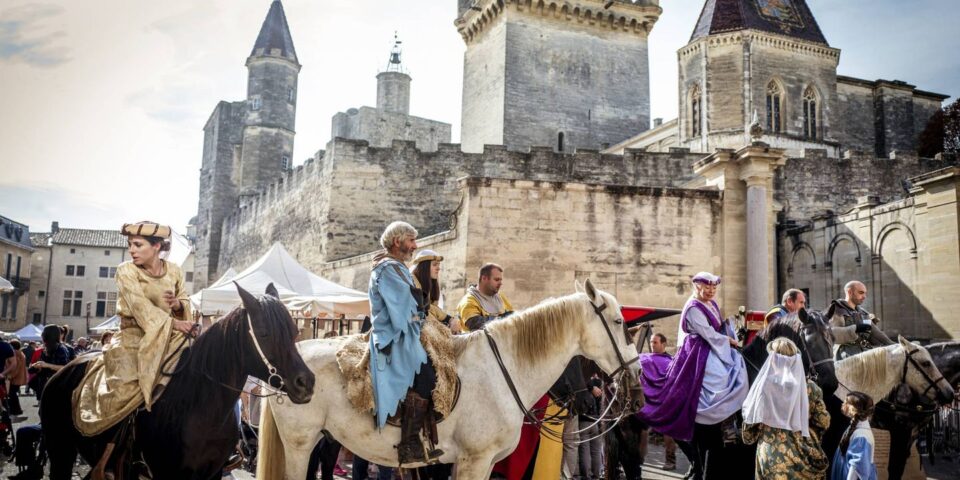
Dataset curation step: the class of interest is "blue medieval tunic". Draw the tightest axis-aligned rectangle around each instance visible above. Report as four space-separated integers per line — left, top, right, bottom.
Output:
368 257 428 429
830 422 878 480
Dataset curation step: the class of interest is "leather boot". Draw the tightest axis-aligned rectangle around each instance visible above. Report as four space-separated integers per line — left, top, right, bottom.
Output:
397 391 444 465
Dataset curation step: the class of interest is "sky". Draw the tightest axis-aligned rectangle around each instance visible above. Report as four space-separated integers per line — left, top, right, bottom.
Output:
0 0 957 235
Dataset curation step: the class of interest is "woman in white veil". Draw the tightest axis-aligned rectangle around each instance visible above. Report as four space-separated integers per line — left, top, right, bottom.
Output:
742 337 831 479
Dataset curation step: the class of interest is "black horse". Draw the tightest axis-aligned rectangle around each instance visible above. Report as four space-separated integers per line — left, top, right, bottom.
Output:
41 284 316 480
872 341 960 480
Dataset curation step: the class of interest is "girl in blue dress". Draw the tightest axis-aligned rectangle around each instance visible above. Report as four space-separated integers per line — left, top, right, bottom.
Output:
830 391 878 480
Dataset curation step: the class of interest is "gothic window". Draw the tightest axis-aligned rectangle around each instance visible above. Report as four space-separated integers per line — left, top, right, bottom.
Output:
690 84 702 137
766 81 783 134
250 96 262 111
557 132 565 152
281 156 290 171
803 86 818 139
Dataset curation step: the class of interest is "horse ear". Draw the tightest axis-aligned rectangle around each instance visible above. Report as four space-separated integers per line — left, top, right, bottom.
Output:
898 335 911 348
265 282 280 299
574 279 584 293
236 282 261 316
584 278 599 302
798 307 809 324
627 325 644 345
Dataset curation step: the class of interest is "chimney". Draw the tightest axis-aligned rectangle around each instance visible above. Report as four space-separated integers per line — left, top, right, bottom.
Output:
653 118 663 127
51 221 60 234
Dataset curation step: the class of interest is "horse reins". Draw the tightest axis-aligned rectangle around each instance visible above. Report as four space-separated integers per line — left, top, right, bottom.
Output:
833 345 951 415
482 297 639 444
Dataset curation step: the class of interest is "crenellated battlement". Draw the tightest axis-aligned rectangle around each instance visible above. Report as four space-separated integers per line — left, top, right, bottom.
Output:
216 137 708 271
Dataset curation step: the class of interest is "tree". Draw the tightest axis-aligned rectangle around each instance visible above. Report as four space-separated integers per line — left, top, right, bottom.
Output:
919 98 960 157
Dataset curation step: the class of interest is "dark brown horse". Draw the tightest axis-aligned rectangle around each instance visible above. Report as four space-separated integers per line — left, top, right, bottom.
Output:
41 283 315 480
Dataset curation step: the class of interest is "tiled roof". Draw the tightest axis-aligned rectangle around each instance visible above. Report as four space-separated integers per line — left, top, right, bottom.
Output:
691 0 828 45
250 0 298 62
48 228 127 248
0 216 33 251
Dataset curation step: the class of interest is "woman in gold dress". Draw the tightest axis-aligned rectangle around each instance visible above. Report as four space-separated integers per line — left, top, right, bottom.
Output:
74 221 195 436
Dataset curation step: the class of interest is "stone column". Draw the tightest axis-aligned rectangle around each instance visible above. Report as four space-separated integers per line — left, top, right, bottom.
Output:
744 177 768 310
695 143 786 311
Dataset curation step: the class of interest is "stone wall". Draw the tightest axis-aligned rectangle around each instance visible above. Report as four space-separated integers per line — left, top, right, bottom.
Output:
501 13 651 152
778 167 960 341
459 1 660 153
834 76 949 157
216 138 706 278
320 176 724 346
195 101 245 288
331 107 452 152
774 150 957 222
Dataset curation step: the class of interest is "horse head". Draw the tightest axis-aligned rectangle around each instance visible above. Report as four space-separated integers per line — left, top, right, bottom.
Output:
798 308 838 395
573 279 641 390
898 336 956 406
236 282 316 404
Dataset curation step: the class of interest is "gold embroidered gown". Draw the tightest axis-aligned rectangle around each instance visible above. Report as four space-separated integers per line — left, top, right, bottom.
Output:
74 260 190 436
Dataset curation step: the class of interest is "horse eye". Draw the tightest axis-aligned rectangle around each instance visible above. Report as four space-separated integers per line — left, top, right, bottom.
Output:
921 360 932 368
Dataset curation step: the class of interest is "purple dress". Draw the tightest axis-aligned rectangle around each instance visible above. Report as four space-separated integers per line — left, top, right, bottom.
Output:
638 298 748 441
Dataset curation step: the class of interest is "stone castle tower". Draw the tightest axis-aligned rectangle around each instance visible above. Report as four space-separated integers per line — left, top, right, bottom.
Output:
456 0 662 153
194 0 299 288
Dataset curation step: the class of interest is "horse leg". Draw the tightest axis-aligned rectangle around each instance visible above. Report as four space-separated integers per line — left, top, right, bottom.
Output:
455 455 496 480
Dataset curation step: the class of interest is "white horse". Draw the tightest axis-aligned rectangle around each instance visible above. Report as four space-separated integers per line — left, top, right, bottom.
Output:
256 279 641 479
834 336 955 404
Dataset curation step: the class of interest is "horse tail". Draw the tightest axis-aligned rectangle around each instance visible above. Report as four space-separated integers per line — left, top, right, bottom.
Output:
256 400 286 479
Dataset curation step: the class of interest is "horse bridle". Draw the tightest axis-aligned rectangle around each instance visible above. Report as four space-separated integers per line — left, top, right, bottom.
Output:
482 297 639 442
797 321 834 383
900 345 950 401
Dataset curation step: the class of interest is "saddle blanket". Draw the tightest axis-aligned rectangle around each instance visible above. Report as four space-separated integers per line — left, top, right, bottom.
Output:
335 317 458 418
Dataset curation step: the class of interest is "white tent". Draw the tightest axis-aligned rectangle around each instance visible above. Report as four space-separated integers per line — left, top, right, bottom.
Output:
189 267 237 311
12 324 43 342
0 276 13 293
193 243 369 317
91 315 121 333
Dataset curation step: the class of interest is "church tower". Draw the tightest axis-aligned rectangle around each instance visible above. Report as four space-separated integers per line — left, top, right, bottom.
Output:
456 1 662 153
678 0 840 155
194 0 300 288
238 0 300 197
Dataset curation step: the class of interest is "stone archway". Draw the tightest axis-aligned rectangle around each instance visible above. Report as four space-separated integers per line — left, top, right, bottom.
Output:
877 224 920 337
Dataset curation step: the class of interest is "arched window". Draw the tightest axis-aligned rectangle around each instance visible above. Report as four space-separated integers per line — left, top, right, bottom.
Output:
803 86 818 139
557 132 565 152
766 81 783 134
690 84 702 137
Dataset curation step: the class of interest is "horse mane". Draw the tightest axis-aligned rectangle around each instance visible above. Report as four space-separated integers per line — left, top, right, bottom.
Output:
836 346 890 388
154 296 294 430
451 293 587 367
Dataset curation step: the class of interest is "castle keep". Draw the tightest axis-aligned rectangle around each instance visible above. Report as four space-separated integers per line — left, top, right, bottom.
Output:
194 0 959 341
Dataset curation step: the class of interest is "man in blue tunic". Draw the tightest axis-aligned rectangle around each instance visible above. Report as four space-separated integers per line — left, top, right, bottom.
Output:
368 221 443 465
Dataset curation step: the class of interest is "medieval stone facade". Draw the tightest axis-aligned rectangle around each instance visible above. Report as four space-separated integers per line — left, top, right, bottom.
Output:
193 0 958 340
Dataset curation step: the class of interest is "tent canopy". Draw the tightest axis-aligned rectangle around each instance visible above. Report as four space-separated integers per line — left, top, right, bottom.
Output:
12 324 43 342
193 243 369 317
0 276 13 293
91 315 120 333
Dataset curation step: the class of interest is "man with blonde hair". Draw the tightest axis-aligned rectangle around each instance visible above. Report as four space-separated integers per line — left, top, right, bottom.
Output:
368 221 443 464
